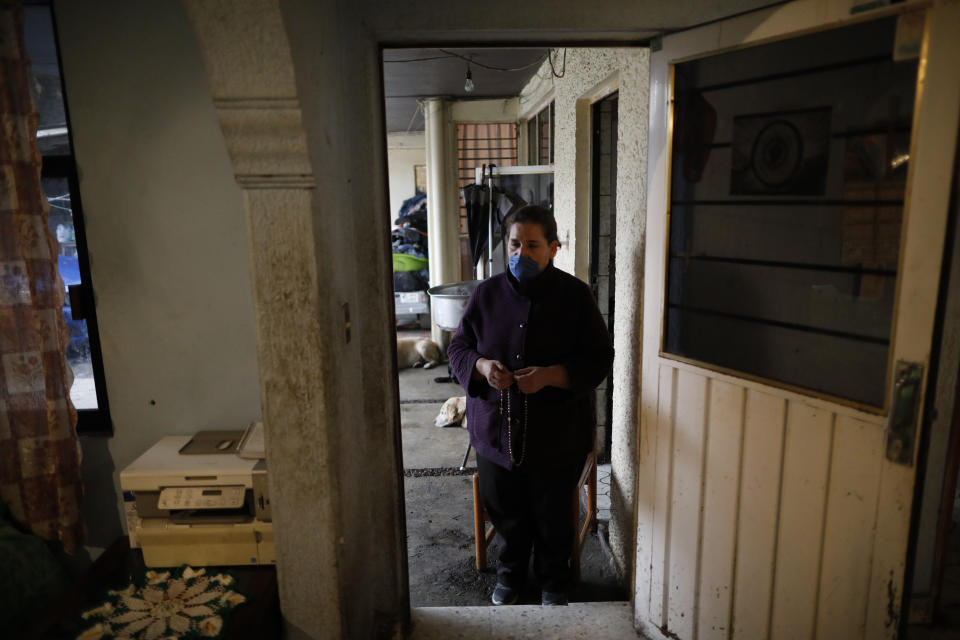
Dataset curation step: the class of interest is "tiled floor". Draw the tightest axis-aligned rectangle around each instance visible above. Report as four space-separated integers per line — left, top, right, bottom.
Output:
596 463 611 523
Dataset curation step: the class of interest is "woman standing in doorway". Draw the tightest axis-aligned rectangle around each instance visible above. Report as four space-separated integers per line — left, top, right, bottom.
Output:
447 205 614 606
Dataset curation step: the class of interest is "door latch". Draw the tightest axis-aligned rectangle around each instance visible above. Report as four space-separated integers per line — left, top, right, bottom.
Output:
885 360 924 466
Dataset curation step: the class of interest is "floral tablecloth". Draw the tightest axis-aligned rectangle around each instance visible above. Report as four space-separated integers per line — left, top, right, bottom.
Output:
76 566 247 640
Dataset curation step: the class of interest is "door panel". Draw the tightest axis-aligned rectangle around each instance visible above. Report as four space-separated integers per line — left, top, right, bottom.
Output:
635 2 960 638
666 369 707 639
732 390 785 639
649 364 676 625
697 379 743 640
769 403 831 639
816 414 883 638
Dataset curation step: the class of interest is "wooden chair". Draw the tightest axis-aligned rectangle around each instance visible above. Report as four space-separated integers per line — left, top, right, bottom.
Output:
471 450 598 580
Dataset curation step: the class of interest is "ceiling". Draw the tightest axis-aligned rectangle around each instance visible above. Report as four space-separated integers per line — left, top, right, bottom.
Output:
382 48 551 133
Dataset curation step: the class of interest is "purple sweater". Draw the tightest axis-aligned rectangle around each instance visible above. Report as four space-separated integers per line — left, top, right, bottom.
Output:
447 265 614 470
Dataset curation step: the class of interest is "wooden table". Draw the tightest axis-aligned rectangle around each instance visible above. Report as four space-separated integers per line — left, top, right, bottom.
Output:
24 536 281 640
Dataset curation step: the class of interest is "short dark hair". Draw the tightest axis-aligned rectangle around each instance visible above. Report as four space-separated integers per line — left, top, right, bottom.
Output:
503 205 561 247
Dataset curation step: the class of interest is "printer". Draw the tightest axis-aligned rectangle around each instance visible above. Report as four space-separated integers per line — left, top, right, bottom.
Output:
120 429 273 568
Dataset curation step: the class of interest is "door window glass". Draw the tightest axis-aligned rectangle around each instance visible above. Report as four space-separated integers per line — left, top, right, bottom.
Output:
664 15 919 407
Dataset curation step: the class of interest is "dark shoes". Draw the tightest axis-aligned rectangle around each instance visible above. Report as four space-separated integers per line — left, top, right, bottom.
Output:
541 590 568 606
491 583 569 606
491 582 520 606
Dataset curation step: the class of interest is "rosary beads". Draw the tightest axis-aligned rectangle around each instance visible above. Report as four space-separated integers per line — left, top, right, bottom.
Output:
500 387 529 466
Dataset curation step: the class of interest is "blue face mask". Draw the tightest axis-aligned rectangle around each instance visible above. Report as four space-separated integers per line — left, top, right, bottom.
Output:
509 254 542 283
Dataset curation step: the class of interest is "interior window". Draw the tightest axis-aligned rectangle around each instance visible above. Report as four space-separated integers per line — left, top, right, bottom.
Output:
26 3 112 431
526 101 554 165
664 15 919 407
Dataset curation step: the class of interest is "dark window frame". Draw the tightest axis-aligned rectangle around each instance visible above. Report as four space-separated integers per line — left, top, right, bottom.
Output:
526 101 554 165
32 3 113 434
590 92 618 463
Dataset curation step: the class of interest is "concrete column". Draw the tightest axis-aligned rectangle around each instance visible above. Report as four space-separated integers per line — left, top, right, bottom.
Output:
424 98 462 344
183 1 407 637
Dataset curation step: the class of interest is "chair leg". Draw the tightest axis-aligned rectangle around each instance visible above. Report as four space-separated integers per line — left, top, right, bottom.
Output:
472 473 486 570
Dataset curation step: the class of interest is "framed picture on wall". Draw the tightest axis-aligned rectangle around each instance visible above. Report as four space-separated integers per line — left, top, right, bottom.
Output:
730 107 831 195
414 165 426 194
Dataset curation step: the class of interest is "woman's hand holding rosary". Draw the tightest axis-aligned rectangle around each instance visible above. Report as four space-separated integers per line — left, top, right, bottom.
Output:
475 358 571 394
475 358 514 390
514 365 570 394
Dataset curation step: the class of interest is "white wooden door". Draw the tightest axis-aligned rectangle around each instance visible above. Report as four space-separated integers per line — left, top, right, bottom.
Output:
635 1 960 639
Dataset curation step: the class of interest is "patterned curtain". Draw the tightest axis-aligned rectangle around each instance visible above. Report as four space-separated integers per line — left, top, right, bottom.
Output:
0 0 84 553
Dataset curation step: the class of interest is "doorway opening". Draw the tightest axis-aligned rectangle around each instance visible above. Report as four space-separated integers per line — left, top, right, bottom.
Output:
590 91 618 463
904 122 960 639
383 46 637 608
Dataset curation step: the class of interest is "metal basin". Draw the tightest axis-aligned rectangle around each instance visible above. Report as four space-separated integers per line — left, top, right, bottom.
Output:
428 280 482 331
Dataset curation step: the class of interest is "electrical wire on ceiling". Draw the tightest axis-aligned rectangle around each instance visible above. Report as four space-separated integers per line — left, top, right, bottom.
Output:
547 48 566 78
438 49 549 72
384 49 552 72
407 100 426 133
517 48 566 108
384 47 566 77
389 48 566 130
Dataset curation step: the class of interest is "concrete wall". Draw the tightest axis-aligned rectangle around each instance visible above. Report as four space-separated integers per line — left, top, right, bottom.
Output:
53 0 262 555
185 0 410 636
386 132 425 220
519 47 650 579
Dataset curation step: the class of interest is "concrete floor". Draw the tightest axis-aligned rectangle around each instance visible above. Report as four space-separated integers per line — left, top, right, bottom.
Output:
397 348 626 609
400 400 471 469
397 359 459 403
397 357 471 470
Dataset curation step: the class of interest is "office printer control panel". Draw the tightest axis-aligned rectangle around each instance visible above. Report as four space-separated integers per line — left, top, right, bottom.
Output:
158 485 245 510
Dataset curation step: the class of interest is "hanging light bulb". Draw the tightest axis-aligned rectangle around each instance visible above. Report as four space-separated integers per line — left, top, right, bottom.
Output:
464 65 474 93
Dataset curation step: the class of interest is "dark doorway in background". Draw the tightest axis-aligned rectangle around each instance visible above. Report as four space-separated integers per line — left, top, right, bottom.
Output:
590 92 618 463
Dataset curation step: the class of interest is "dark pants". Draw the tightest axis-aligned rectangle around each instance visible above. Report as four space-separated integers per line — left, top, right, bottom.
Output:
476 453 583 593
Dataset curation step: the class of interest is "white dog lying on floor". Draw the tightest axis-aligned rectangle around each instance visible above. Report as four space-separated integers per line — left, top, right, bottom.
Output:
434 396 466 428
396 336 443 369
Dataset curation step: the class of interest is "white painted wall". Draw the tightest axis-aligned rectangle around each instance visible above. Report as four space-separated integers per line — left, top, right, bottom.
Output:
519 47 650 580
386 132 425 219
451 97 519 123
53 0 262 555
